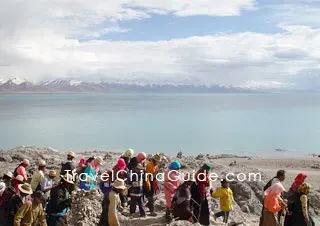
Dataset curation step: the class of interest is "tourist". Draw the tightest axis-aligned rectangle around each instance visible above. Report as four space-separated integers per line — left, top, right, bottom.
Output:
79 156 103 190
164 160 181 223
99 179 127 226
40 170 57 207
261 183 287 226
291 183 315 226
0 172 13 196
191 163 212 225
172 176 195 222
284 173 308 226
46 174 74 226
120 149 134 166
112 158 127 207
14 190 47 226
13 159 30 181
145 154 161 216
127 152 147 171
6 183 33 226
211 179 234 223
30 160 46 192
264 170 286 191
128 164 145 217
60 151 76 176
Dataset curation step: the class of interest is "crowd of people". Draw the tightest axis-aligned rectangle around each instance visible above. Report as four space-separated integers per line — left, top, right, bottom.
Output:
259 170 315 226
0 149 316 226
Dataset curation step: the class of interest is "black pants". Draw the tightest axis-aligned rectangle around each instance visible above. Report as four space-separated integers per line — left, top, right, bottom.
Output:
119 193 127 207
215 211 230 223
130 196 145 216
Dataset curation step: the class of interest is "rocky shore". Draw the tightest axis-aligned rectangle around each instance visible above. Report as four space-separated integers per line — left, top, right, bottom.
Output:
1 146 319 226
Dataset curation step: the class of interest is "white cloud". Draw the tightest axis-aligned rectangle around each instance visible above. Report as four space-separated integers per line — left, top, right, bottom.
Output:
1 0 320 89
1 24 320 88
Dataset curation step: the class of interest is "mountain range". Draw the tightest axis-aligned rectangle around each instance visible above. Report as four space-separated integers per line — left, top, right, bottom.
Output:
0 77 255 93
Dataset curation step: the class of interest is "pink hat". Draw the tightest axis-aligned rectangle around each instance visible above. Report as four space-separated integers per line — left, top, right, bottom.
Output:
137 152 147 163
116 158 126 170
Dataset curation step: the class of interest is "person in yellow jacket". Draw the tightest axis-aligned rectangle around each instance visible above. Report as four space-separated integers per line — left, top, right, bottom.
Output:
210 179 234 223
14 191 47 226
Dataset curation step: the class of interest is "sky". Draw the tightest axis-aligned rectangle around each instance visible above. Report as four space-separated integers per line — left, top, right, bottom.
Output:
1 0 320 90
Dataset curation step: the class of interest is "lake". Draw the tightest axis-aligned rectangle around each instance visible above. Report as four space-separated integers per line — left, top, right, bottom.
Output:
1 93 320 156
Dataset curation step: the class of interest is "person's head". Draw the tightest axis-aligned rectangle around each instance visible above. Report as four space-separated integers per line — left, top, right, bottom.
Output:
136 152 147 164
201 163 212 172
21 159 30 168
292 173 307 188
60 174 74 190
264 182 285 198
32 191 44 205
298 182 311 195
276 170 286 182
49 170 57 180
123 149 134 158
15 175 24 184
116 158 126 171
168 160 181 171
112 179 126 194
93 156 103 167
152 154 161 165
38 160 46 170
18 183 33 197
135 164 144 174
3 171 13 181
67 151 75 161
221 179 230 188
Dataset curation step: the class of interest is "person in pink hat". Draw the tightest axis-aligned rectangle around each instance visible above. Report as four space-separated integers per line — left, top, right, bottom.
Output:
13 159 30 182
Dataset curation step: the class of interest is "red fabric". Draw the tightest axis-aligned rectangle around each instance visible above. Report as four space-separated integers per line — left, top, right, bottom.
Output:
291 173 307 189
153 180 160 195
195 169 210 200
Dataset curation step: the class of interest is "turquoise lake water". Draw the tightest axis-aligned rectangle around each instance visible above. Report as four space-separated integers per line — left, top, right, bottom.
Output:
1 93 320 156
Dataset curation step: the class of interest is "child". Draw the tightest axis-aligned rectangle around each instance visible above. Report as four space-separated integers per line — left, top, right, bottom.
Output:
127 164 146 217
210 179 234 223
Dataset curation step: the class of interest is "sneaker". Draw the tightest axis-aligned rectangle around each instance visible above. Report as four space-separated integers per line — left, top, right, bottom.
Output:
140 214 146 218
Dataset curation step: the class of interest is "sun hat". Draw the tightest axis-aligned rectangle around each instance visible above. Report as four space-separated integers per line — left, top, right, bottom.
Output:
22 159 30 166
67 151 75 158
137 152 147 163
112 179 126 190
116 158 126 170
95 156 103 165
124 149 134 158
168 160 181 170
49 170 57 177
18 183 33 195
15 175 24 182
60 174 74 184
153 154 162 162
38 160 46 167
4 171 13 178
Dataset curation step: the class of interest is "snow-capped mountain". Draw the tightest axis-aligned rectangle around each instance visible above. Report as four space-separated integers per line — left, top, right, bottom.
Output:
41 79 83 87
0 77 255 93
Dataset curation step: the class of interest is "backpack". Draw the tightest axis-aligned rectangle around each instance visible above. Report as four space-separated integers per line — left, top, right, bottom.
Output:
263 177 276 191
